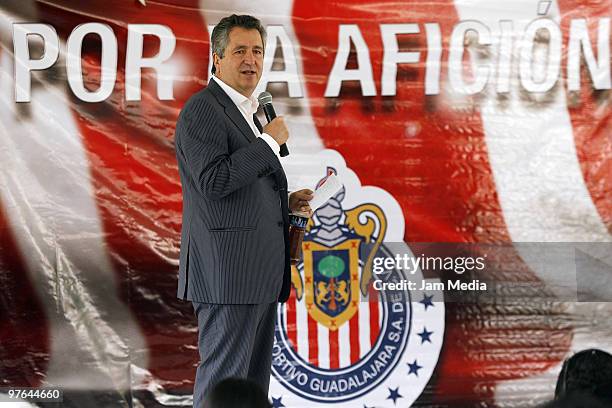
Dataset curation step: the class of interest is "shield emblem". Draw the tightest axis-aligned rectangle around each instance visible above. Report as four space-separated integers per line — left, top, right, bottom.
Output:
303 238 361 330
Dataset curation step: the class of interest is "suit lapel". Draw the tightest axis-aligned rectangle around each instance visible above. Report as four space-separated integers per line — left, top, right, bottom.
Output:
207 79 256 143
207 80 288 190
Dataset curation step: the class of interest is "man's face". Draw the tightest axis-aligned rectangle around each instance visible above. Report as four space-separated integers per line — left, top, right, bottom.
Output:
214 27 264 97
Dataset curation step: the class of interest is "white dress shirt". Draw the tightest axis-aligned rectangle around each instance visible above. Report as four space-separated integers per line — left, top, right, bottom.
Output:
211 75 281 158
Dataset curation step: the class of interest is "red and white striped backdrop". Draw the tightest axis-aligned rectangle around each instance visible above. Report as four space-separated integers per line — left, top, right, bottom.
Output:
0 0 610 406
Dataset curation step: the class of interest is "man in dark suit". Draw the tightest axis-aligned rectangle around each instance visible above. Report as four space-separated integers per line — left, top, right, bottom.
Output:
174 14 313 407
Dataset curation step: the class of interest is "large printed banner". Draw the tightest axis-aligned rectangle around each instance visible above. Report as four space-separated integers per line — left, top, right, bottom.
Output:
0 0 610 406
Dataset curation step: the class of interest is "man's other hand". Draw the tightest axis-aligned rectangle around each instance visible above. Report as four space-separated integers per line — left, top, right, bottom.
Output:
289 189 314 216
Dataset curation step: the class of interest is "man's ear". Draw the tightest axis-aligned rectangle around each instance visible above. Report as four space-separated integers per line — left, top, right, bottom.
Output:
213 53 221 74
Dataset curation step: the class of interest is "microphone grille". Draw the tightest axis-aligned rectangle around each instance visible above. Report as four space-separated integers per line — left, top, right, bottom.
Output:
258 91 273 105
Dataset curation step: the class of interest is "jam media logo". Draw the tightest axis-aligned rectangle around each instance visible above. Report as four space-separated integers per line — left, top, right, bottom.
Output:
271 150 445 407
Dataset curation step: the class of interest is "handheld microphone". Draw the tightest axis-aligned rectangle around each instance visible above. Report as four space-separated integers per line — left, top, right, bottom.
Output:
258 92 289 157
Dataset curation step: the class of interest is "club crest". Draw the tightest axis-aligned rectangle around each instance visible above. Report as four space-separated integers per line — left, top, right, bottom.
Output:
271 153 445 407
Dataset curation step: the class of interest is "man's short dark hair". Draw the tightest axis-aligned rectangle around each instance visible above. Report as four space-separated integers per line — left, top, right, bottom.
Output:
555 348 612 404
210 14 266 75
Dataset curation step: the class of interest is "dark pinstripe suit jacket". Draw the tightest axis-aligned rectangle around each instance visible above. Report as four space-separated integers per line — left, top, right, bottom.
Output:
174 79 291 304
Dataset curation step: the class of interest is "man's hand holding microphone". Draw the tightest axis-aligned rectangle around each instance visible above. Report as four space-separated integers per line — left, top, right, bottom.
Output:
263 116 289 147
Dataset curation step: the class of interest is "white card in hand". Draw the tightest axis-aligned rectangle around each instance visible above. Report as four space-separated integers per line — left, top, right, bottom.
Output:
310 174 342 211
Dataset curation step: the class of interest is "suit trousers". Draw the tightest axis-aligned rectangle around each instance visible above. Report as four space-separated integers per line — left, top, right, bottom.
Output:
192 301 277 407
